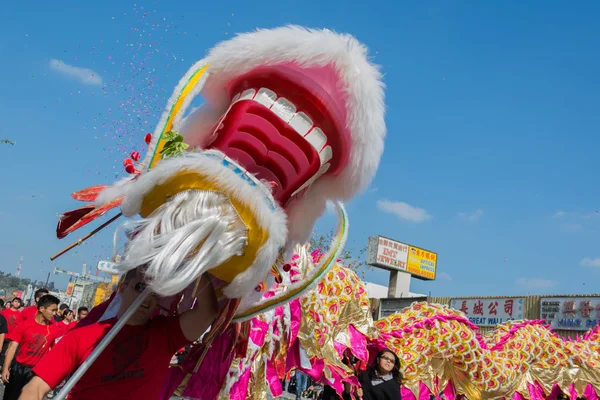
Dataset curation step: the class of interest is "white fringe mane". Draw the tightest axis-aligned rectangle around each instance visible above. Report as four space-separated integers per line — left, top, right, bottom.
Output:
115 190 248 296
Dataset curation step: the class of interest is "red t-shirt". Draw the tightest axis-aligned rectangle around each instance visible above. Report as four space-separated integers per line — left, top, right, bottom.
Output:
7 319 59 366
34 315 190 400
2 309 21 332
55 321 74 338
19 306 38 323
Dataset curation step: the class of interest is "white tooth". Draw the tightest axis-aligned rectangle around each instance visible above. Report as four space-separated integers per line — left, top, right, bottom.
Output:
291 163 330 197
288 112 313 136
239 89 256 101
255 88 277 108
304 128 327 152
319 146 332 165
231 93 241 102
271 97 296 122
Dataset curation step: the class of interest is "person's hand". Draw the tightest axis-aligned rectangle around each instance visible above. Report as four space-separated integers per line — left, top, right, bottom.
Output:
356 388 363 398
2 369 9 383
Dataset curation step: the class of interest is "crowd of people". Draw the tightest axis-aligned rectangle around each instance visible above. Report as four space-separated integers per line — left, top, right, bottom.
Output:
0 288 90 400
0 273 406 400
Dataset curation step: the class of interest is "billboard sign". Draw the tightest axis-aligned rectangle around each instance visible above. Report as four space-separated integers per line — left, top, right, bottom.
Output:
66 283 74 297
406 246 437 280
367 236 437 280
378 297 428 319
540 297 600 331
97 260 120 275
451 297 525 326
367 236 409 271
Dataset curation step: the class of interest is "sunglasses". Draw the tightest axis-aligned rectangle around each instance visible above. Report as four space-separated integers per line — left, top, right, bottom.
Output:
380 356 395 364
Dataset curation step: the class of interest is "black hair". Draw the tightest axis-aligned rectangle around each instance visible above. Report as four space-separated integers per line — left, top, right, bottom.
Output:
368 349 402 385
12 297 22 305
34 288 49 301
77 306 89 315
0 299 4 308
59 303 69 311
37 294 60 310
63 309 74 318
123 268 138 283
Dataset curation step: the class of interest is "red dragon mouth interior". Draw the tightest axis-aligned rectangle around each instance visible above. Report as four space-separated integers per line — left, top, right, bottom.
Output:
205 64 351 206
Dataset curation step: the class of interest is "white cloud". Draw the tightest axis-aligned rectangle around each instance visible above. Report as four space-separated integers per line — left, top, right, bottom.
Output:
553 210 599 219
438 272 452 281
377 200 432 223
49 59 102 85
458 209 483 223
516 277 558 290
581 257 600 267
368 187 379 193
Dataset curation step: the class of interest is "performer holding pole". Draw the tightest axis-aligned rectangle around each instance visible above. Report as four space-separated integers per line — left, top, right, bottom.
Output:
19 269 218 400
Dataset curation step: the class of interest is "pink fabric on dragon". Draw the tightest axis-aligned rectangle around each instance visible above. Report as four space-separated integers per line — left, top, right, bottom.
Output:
585 383 599 400
441 381 455 400
229 368 252 400
266 358 283 397
181 325 238 399
348 324 369 362
401 385 416 400
418 381 431 400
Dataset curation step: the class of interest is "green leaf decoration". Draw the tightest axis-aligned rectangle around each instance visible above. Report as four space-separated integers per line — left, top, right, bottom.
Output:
160 131 190 159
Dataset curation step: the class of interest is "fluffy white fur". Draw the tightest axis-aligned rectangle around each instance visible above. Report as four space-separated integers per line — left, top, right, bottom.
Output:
99 151 288 298
175 26 385 247
115 190 248 297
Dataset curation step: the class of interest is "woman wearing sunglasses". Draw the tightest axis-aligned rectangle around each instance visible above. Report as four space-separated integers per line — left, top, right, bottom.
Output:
352 349 402 400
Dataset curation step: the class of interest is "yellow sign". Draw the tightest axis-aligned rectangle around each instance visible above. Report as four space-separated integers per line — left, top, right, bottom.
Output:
407 246 437 280
93 283 114 306
66 282 75 296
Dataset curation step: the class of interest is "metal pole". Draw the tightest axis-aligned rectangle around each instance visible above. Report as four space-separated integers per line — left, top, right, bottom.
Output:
45 272 50 287
54 287 151 400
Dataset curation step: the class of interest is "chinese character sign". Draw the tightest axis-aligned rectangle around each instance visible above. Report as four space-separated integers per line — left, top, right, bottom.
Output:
406 246 437 280
366 236 409 272
540 297 600 331
450 298 525 327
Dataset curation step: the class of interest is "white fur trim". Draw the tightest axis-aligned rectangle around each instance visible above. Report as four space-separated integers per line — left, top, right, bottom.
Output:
108 151 287 298
95 176 133 207
174 26 385 247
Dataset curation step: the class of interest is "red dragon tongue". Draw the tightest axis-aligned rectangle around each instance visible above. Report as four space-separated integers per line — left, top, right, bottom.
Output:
206 65 350 206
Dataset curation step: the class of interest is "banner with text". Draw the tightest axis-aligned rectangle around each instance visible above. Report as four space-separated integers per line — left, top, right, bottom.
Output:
406 246 437 280
367 236 437 280
540 297 600 331
450 297 525 326
367 236 409 272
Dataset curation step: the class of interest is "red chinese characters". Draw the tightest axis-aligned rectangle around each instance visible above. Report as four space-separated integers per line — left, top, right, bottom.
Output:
473 300 484 316
579 301 594 318
503 300 514 317
562 300 577 318
488 301 498 316
460 301 469 315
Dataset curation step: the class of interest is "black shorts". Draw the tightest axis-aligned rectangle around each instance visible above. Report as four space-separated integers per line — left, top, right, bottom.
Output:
3 362 35 400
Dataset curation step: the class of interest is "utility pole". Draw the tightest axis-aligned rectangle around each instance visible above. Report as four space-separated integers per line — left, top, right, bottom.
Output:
45 272 50 287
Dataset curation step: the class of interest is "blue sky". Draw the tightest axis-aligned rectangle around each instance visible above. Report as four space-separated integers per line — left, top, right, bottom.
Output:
1 0 599 297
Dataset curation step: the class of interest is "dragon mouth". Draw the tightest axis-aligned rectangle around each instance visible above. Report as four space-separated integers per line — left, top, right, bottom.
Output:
205 65 349 206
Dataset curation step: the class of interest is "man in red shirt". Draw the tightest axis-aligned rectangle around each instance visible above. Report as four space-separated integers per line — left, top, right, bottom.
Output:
1 295 60 400
2 298 23 332
20 268 218 400
19 289 49 323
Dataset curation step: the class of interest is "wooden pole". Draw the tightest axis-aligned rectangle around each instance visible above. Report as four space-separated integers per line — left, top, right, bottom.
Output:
50 213 123 261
